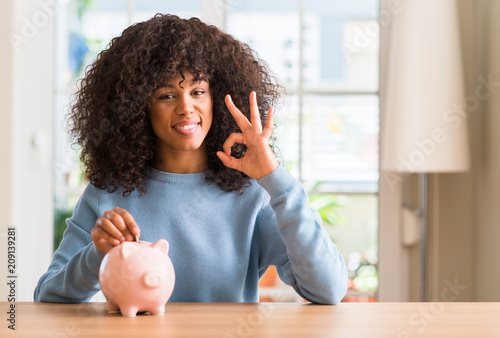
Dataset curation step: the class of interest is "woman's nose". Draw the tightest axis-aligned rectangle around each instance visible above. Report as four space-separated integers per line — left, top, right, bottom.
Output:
176 96 195 115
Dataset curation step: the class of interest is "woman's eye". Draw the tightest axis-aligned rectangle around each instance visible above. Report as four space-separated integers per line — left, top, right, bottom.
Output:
193 90 205 96
159 94 174 100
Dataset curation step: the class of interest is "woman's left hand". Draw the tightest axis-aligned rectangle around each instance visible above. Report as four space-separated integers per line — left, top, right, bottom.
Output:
217 91 279 180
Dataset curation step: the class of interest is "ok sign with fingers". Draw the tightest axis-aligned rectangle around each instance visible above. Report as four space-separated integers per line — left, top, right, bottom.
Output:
217 91 279 180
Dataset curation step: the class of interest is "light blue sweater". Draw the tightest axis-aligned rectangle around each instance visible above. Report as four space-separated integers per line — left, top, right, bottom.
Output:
34 165 347 304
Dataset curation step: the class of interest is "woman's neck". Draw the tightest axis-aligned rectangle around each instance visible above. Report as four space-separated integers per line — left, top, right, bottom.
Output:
154 147 208 174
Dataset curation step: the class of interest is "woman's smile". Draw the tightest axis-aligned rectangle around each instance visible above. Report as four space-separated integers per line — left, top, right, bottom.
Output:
172 120 201 135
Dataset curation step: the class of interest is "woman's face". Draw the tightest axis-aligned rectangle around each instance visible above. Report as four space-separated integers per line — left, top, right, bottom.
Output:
149 72 213 159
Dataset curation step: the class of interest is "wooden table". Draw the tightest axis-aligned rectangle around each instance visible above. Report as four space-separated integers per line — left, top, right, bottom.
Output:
2 302 500 337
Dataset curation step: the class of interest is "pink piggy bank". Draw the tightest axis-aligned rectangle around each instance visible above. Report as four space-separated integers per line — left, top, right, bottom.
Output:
98 239 175 317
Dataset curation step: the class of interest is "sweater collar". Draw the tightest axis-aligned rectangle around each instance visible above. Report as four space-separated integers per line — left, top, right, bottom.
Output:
148 168 208 183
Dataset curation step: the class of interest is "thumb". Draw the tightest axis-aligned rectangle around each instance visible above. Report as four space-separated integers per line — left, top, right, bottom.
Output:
217 151 237 169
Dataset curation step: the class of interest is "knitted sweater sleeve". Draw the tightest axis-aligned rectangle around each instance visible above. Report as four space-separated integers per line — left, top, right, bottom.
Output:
34 184 106 302
257 165 348 304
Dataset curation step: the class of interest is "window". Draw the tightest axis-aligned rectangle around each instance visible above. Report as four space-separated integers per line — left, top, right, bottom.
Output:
53 0 379 302
226 0 380 301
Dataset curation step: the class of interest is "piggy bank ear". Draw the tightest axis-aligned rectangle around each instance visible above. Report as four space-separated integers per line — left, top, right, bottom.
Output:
119 242 138 259
152 239 169 255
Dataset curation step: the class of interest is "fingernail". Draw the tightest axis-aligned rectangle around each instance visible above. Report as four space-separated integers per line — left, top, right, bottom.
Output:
120 236 126 243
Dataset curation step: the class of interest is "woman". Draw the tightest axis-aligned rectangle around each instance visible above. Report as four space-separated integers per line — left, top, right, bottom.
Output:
34 14 347 304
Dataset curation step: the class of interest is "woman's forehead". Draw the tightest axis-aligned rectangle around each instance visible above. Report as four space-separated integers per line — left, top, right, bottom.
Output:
155 72 209 89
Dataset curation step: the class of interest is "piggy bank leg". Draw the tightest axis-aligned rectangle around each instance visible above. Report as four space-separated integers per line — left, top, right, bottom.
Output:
106 301 120 314
120 305 139 317
149 304 166 316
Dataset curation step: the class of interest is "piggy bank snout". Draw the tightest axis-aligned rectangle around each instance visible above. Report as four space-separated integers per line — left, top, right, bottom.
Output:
144 272 162 288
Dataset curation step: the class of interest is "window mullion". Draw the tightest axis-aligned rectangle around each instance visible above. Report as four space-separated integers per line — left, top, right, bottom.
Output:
127 0 134 25
201 0 227 29
298 0 304 184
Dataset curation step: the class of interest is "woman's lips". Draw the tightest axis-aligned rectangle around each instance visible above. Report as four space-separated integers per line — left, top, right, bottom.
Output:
172 121 200 136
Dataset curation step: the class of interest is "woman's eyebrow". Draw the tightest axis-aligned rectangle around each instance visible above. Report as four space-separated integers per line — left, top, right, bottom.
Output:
190 78 208 85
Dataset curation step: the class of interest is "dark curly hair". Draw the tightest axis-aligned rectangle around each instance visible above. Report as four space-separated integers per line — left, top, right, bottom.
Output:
68 14 283 196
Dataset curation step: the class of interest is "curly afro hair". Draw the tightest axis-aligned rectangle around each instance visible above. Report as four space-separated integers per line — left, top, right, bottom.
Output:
68 14 283 196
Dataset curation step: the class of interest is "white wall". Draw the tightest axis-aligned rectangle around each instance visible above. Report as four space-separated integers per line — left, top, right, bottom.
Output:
0 0 54 301
377 0 411 301
384 0 500 302
0 0 15 302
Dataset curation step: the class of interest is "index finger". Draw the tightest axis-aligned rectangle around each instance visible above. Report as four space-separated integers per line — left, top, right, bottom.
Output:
113 207 140 238
225 94 251 131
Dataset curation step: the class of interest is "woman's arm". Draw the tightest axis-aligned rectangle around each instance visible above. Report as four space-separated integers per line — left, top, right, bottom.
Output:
257 165 348 304
218 90 347 304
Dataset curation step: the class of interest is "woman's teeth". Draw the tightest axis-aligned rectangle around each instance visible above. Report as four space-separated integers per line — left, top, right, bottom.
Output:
174 124 198 130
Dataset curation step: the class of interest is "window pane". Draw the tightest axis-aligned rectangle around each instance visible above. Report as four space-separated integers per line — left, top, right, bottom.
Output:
273 95 300 178
301 95 379 192
133 0 201 23
56 0 130 92
303 0 379 92
226 0 300 88
80 0 130 50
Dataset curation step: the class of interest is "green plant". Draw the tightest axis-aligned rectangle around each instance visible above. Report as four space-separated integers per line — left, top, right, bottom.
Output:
308 181 347 227
54 208 73 251
73 0 95 19
309 193 346 226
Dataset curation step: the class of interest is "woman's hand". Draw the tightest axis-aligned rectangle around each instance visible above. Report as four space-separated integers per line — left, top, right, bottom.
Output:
217 91 279 180
91 207 140 253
